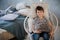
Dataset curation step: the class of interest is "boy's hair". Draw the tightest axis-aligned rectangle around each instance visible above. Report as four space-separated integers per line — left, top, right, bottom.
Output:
35 6 44 13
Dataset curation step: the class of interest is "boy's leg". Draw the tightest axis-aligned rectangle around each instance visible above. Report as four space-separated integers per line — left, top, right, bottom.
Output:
42 32 50 40
32 33 40 40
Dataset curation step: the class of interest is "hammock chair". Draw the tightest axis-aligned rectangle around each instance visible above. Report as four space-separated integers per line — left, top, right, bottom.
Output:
24 0 58 40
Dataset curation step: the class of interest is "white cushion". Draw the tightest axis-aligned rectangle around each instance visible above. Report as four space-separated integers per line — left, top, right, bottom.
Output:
17 8 31 16
0 14 19 20
16 2 26 10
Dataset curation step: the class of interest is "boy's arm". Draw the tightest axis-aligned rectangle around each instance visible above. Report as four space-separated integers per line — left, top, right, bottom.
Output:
48 21 54 36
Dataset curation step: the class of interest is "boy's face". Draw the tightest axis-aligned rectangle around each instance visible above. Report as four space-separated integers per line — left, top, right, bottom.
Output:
36 10 44 17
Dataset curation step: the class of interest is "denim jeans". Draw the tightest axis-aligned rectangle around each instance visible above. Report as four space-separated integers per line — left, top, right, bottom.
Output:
32 32 50 40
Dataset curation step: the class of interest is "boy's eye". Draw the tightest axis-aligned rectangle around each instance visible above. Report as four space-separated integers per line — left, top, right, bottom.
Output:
37 12 39 13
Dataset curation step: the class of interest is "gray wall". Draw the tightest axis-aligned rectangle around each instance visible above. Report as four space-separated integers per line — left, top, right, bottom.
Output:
44 0 60 26
0 0 60 25
0 0 24 10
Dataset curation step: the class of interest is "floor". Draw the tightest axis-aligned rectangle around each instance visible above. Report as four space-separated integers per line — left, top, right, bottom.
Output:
9 37 18 40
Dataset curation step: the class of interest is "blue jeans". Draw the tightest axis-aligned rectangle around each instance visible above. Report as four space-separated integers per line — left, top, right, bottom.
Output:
32 32 50 40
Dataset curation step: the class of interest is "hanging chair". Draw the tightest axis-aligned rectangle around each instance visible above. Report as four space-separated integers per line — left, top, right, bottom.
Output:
24 3 58 40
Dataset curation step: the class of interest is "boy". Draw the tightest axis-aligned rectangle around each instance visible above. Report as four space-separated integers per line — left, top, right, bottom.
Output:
31 6 54 40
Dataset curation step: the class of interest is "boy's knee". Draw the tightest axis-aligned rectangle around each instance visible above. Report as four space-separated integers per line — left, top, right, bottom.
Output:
43 33 49 40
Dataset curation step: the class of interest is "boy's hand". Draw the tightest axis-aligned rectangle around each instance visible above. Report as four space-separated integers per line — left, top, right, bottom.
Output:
49 31 54 38
33 30 42 33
